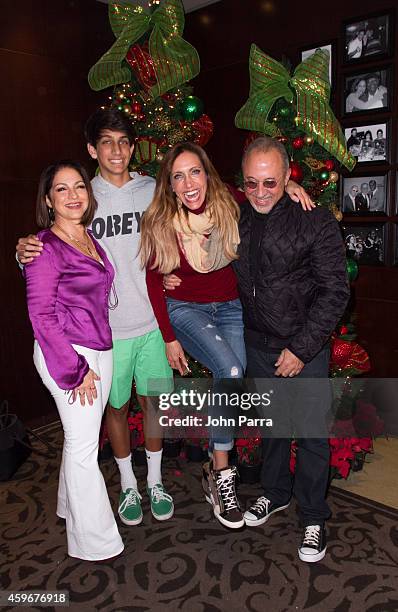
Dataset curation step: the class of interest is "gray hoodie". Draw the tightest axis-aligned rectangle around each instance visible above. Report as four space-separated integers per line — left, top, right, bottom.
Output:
90 172 158 340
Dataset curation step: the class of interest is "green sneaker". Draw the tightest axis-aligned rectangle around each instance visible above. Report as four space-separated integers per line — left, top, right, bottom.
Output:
118 488 143 526
147 483 174 521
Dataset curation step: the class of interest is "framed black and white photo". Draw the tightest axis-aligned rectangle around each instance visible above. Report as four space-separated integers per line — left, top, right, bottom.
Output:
343 67 391 116
342 174 388 215
342 223 386 265
343 11 393 64
344 122 388 163
300 42 333 85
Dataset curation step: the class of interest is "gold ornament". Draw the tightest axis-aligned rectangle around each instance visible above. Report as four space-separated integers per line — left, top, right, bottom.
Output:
183 125 195 140
167 128 185 146
155 115 172 132
304 156 326 171
329 171 339 183
330 203 343 221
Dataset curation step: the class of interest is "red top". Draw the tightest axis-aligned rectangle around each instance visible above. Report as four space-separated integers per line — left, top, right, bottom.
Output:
145 200 239 343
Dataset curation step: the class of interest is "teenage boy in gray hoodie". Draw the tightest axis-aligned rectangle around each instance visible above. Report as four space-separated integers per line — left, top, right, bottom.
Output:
16 109 174 526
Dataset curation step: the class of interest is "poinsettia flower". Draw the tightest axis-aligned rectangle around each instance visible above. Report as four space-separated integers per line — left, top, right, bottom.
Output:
353 401 385 436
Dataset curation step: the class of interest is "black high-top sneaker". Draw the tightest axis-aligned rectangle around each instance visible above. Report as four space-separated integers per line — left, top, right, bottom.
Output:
202 462 244 528
298 524 327 562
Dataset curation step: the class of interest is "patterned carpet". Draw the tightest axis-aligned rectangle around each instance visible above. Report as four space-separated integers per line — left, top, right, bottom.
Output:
1 422 398 612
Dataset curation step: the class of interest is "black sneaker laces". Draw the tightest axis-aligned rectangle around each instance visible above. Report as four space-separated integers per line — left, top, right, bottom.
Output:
216 469 239 511
302 525 321 546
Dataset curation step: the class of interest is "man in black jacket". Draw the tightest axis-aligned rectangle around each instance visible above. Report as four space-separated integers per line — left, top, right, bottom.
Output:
234 136 350 563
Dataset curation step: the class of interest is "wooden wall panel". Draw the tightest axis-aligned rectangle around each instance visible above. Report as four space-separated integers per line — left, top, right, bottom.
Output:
0 0 112 425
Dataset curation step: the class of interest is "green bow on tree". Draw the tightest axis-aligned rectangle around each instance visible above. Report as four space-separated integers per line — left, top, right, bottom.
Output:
235 44 355 171
88 0 200 98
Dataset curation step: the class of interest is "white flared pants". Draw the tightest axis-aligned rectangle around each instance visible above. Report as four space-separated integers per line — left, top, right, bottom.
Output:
34 341 124 561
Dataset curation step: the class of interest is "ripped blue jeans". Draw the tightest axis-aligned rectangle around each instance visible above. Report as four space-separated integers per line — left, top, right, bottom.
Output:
166 298 246 451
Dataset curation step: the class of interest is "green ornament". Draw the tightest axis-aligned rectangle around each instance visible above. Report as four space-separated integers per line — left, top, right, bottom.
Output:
320 170 329 180
179 95 204 121
346 258 358 282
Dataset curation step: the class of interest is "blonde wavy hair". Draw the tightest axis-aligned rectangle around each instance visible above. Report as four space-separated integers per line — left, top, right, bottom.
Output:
140 142 240 274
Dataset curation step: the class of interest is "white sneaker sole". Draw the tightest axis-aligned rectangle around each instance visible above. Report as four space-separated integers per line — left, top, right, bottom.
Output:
298 546 326 563
244 503 290 527
118 512 143 526
205 494 245 529
151 506 174 521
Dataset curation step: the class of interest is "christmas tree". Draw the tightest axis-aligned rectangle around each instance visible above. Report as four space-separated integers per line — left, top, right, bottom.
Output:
235 44 355 216
88 0 213 176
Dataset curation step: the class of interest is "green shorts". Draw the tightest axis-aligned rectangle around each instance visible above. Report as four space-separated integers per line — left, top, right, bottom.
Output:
109 329 173 409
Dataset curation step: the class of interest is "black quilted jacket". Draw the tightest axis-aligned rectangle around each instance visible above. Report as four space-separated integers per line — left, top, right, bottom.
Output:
234 194 350 363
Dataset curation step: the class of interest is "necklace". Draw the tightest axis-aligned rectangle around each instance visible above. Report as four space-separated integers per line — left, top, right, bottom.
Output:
53 224 102 262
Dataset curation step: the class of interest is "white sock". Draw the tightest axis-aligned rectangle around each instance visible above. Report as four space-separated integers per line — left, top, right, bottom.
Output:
146 449 163 488
115 455 138 492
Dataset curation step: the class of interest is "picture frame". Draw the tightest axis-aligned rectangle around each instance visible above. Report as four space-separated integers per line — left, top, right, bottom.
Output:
344 121 389 164
341 173 388 216
342 11 393 64
300 41 334 86
342 223 386 266
342 66 391 116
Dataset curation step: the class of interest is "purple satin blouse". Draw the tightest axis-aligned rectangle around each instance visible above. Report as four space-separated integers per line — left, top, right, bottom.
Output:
25 228 115 390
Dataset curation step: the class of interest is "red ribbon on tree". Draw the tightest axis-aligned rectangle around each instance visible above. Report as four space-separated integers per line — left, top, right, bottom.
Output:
125 42 157 90
191 114 214 147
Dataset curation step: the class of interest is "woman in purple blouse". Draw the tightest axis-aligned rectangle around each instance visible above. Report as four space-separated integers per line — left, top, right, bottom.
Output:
25 160 123 561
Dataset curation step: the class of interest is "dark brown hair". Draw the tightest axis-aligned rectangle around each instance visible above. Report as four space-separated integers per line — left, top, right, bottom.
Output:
36 160 97 228
84 108 135 147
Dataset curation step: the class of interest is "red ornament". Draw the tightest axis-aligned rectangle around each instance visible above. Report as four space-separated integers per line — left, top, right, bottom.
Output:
289 161 303 184
161 92 176 103
125 42 156 90
191 114 214 146
339 325 349 336
292 137 305 150
330 338 371 372
131 101 143 115
324 159 335 171
331 338 352 367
